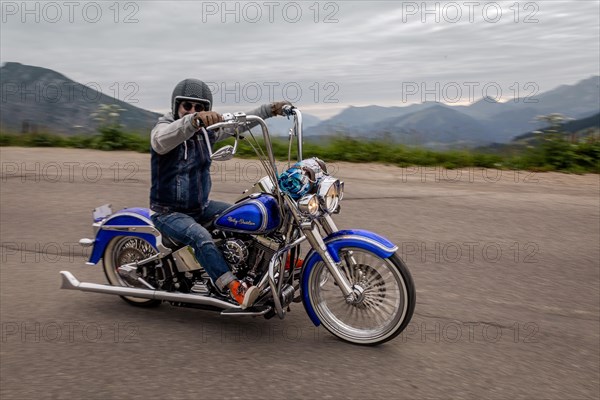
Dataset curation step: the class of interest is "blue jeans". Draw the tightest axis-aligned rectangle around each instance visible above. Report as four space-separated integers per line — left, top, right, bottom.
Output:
151 200 235 290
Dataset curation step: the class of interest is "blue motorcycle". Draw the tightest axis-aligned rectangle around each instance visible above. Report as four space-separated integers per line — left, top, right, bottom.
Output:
60 106 415 345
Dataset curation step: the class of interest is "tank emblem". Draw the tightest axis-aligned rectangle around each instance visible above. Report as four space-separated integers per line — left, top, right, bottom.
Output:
227 217 257 226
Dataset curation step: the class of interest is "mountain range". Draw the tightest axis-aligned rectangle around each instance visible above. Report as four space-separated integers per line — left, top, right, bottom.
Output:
513 112 600 143
1 62 598 147
0 62 160 134
304 76 600 148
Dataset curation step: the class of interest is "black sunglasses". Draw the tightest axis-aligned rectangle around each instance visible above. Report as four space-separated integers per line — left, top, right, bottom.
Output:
181 101 205 112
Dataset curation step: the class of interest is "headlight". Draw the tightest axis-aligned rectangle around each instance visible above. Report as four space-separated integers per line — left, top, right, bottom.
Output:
298 194 320 217
318 177 342 213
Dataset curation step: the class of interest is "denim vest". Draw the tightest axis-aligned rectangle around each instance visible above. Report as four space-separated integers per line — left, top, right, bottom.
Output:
150 131 215 214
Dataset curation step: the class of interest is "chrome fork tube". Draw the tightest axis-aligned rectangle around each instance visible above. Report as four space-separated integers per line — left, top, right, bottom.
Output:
320 215 358 270
320 214 339 235
302 223 353 297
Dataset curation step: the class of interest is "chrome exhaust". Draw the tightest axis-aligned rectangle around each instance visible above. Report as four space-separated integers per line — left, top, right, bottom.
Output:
59 271 239 310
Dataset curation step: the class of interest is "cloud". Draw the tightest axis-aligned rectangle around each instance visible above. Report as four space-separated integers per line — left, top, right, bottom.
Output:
1 1 599 118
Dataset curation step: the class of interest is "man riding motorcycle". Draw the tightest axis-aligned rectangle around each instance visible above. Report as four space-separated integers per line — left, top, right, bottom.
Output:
147 78 290 308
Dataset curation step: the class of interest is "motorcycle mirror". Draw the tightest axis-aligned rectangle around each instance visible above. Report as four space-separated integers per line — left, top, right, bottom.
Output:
211 145 236 161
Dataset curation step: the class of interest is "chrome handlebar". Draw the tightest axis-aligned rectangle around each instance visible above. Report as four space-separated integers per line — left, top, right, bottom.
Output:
283 105 303 161
204 107 304 164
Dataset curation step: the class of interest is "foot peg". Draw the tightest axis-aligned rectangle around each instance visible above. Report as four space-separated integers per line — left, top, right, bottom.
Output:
191 282 210 296
221 305 272 316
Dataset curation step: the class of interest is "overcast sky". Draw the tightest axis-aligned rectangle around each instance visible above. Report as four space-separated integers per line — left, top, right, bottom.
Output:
1 0 599 118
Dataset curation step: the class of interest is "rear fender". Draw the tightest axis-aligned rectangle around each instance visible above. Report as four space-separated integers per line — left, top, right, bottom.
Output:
86 208 161 265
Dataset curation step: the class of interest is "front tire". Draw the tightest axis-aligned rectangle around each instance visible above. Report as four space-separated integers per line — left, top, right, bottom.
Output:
307 249 415 345
102 236 162 307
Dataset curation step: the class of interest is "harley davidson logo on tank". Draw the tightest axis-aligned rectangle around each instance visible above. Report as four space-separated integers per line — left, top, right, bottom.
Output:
227 216 256 226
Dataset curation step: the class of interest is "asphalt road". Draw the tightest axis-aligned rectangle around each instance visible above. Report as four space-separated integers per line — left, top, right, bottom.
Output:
1 147 598 400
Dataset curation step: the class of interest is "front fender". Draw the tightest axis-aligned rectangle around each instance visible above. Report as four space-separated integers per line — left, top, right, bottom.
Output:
300 229 398 326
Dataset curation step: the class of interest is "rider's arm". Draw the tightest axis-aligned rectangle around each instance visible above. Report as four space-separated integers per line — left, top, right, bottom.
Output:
150 113 198 154
245 103 274 122
212 103 274 143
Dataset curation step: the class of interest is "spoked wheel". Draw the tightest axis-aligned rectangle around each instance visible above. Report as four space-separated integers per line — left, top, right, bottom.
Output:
103 236 161 307
308 248 415 345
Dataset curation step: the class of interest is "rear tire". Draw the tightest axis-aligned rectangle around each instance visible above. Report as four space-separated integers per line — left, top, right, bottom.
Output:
102 236 162 308
307 249 415 345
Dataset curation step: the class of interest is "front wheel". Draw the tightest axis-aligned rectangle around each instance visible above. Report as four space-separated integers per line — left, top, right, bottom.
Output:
307 248 415 345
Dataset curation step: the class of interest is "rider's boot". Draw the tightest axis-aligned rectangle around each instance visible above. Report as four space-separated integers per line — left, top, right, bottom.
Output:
228 280 259 309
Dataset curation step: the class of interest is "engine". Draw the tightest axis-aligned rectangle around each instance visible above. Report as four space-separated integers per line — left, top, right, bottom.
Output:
221 239 249 269
220 235 280 282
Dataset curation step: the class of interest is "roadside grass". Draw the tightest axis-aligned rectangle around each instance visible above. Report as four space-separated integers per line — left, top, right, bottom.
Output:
0 130 150 152
1 131 598 173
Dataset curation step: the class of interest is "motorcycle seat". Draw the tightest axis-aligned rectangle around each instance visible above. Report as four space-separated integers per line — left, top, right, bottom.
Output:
161 235 184 250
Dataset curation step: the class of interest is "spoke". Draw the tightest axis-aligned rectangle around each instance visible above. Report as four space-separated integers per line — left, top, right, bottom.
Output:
359 253 368 280
373 303 397 316
364 269 385 286
373 308 389 327
365 293 398 316
366 293 399 309
342 261 353 284
349 303 359 323
339 303 355 322
371 303 395 319
354 309 384 329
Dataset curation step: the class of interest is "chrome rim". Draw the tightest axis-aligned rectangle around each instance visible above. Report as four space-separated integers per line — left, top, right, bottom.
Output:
104 237 157 303
309 249 408 344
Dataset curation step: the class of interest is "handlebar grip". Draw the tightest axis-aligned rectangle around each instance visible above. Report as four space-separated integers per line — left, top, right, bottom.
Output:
281 104 295 117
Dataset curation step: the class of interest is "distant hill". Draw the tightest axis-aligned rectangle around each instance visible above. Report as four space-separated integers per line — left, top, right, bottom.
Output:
373 105 489 146
480 76 600 141
453 96 509 120
0 62 161 134
2 62 598 148
305 76 600 147
534 76 600 118
513 112 600 142
266 112 321 136
0 62 323 137
475 111 600 154
305 103 440 137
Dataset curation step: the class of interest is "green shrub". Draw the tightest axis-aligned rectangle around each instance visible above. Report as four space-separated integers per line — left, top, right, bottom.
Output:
1 128 598 173
0 133 18 146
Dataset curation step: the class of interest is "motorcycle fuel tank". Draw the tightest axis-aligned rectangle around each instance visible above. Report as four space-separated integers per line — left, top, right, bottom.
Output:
215 193 281 234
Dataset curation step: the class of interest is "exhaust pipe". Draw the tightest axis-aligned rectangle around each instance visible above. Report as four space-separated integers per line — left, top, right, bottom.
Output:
60 271 239 310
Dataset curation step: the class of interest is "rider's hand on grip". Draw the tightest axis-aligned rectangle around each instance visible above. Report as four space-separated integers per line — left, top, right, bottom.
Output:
193 111 223 129
271 101 293 116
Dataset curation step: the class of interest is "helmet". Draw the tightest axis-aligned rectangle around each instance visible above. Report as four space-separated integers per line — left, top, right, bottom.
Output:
171 78 213 120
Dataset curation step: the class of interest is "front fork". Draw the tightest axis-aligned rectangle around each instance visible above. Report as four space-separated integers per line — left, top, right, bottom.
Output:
301 220 354 298
320 214 338 236
320 215 361 289
268 199 359 318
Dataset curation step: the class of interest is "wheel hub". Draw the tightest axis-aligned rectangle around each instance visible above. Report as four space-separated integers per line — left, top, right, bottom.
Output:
117 248 145 265
346 284 366 305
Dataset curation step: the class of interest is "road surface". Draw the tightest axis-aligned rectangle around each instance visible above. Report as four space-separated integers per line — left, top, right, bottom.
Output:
1 147 598 399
